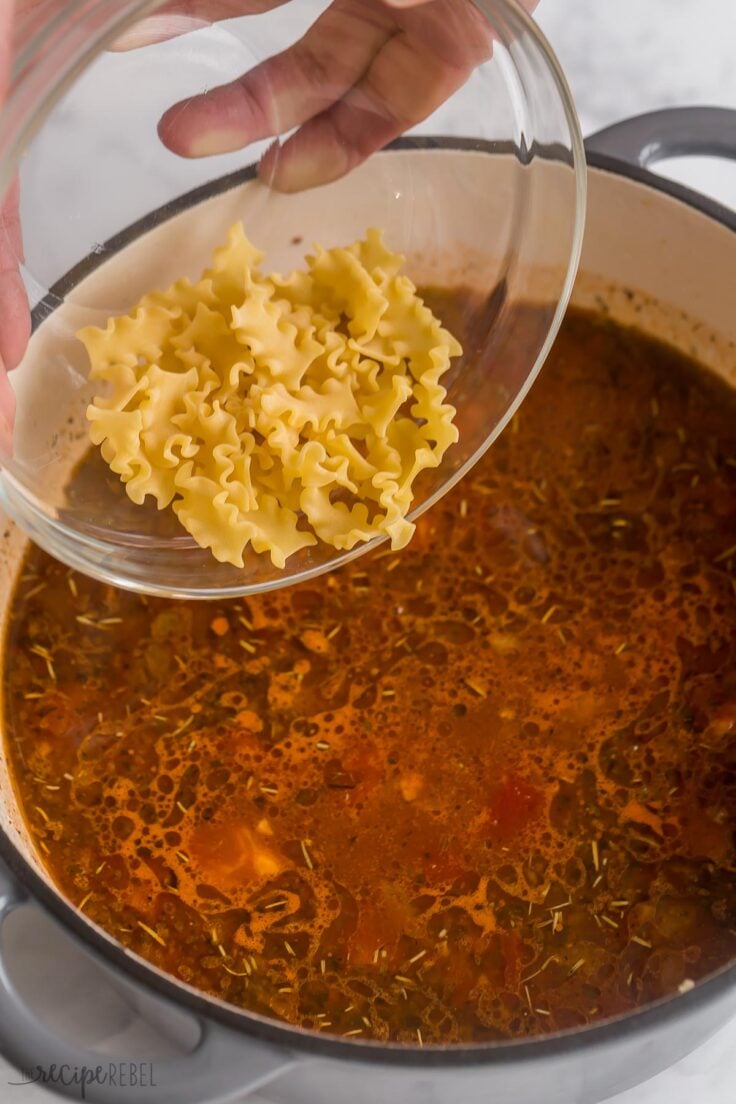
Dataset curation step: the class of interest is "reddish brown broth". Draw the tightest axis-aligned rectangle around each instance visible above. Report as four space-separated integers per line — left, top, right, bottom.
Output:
4 301 736 1045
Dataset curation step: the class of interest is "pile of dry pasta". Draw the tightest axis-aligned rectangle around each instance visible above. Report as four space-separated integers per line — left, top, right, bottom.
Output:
80 224 461 568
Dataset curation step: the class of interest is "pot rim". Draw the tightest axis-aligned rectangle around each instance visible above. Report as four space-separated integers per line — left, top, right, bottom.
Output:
2 136 735 1067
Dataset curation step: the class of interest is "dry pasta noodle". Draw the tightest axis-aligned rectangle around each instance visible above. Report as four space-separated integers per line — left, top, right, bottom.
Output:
80 224 462 568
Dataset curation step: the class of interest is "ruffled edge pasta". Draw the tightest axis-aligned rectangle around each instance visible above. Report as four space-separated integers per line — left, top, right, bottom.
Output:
81 224 462 569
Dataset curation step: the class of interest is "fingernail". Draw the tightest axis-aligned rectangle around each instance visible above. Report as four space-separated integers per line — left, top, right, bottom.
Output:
112 14 207 51
186 127 249 158
259 141 346 194
384 0 423 7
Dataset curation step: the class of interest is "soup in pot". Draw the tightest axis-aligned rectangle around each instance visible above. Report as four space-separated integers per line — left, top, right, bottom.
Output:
3 299 736 1044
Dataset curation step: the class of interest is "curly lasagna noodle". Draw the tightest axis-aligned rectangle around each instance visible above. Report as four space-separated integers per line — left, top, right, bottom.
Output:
80 224 461 568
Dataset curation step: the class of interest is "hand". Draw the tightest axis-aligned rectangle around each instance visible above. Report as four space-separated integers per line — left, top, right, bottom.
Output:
116 0 537 192
0 1 31 451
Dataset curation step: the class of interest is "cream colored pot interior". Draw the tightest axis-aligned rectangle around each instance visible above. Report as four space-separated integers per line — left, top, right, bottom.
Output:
0 156 735 916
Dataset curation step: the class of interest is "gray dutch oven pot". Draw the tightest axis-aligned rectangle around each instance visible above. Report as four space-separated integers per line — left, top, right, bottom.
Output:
1 106 736 1104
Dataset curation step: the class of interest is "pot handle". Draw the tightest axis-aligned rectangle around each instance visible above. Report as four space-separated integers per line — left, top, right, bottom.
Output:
585 106 736 167
0 860 296 1104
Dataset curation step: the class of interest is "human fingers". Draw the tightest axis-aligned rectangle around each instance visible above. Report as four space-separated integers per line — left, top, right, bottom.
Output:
157 0 394 158
132 0 539 191
260 0 493 191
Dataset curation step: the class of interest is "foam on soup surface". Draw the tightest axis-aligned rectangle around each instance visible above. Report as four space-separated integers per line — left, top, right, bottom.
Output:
4 299 736 1044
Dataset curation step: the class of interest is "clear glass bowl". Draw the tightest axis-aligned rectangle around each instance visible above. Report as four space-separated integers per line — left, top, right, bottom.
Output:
0 0 585 598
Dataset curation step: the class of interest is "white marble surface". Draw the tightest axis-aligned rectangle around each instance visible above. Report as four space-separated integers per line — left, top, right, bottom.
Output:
539 0 736 210
4 0 736 1100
